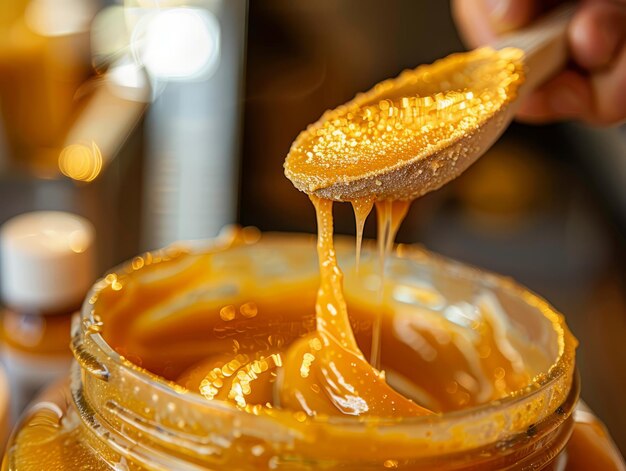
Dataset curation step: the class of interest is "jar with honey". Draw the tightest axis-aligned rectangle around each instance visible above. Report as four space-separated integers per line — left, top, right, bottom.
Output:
2 233 623 470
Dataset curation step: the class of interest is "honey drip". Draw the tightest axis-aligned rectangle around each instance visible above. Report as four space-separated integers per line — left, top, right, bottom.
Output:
308 196 358 349
278 196 431 416
370 199 412 368
350 196 375 271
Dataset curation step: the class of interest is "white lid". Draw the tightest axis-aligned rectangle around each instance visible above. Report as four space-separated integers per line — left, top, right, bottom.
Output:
0 211 96 311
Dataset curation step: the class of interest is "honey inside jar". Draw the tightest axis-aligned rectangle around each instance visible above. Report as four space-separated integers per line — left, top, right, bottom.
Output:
98 234 553 417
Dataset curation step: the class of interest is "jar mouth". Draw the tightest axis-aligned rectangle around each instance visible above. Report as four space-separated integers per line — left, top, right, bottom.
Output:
77 231 577 456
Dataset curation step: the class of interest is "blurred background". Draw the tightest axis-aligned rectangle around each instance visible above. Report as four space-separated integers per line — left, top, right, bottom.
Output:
0 0 624 454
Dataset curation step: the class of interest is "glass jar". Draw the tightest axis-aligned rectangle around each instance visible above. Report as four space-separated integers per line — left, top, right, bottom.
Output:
2 233 624 470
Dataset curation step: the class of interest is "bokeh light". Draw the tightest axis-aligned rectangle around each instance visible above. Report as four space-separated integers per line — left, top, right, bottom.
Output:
58 142 103 182
131 8 220 80
25 0 98 37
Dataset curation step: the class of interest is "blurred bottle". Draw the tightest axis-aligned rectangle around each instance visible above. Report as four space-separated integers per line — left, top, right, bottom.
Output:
136 0 248 248
0 0 98 174
0 211 95 421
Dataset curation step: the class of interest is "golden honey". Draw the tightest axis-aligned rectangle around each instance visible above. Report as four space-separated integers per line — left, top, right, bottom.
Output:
284 47 525 197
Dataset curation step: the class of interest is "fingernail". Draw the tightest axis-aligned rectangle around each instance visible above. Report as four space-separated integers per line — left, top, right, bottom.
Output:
484 0 512 22
549 86 585 116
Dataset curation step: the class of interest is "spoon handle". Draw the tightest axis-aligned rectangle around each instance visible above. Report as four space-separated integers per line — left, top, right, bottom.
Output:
494 4 575 94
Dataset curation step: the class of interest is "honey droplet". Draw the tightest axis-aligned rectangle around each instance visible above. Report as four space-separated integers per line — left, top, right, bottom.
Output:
240 302 258 319
220 305 237 321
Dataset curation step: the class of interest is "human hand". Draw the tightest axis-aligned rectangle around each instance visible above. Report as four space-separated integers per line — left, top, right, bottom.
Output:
452 0 626 125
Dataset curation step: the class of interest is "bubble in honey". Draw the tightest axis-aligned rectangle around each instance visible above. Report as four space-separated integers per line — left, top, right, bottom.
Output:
494 367 506 380
104 273 123 291
220 305 237 321
445 381 459 395
240 302 258 319
294 411 307 423
131 256 145 270
300 353 315 378
267 334 285 349
251 445 265 457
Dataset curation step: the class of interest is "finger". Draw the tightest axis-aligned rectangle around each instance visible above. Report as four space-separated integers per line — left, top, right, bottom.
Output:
451 0 535 45
569 0 626 70
515 70 594 123
483 0 537 33
590 45 626 125
451 0 500 48
452 0 562 49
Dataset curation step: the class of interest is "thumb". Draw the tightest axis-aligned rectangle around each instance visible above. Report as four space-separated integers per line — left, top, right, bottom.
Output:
452 0 537 48
482 0 537 32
